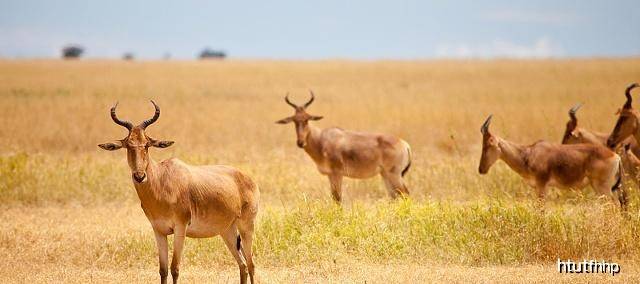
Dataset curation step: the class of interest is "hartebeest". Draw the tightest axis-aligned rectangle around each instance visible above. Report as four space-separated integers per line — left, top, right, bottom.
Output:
621 143 640 186
479 115 625 208
98 101 259 284
562 102 640 156
276 91 412 203
606 83 640 149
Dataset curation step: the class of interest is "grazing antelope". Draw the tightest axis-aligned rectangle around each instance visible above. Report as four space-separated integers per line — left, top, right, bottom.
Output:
479 115 626 208
98 101 259 284
606 83 640 149
562 102 640 156
276 91 412 203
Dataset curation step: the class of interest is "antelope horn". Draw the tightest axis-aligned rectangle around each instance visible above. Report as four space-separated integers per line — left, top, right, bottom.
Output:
480 114 493 134
284 93 298 109
624 83 640 109
569 103 582 122
303 90 315 109
140 100 160 129
110 102 133 130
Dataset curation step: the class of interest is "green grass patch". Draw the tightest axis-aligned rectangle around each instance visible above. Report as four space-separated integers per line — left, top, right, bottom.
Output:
253 200 640 266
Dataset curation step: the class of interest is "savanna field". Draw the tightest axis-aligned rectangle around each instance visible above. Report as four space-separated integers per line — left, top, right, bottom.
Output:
2 59 640 283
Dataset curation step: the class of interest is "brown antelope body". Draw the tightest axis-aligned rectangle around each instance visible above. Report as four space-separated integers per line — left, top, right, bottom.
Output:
99 101 259 284
561 102 640 188
479 115 625 208
606 83 640 187
276 91 412 203
562 102 640 155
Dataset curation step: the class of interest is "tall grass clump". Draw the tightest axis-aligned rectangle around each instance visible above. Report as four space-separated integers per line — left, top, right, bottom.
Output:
253 199 640 265
0 153 131 204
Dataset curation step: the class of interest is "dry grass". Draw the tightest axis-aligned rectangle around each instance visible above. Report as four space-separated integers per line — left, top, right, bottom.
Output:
3 261 639 283
1 59 640 282
1 59 639 156
2 202 639 283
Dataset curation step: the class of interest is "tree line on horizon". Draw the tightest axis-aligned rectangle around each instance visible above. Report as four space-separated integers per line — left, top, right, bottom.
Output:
61 44 226 60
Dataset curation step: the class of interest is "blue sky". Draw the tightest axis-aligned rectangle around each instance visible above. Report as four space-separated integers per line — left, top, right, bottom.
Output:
1 1 638 59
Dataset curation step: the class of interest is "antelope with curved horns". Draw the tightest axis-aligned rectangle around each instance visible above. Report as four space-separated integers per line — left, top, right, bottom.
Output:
606 83 640 149
276 91 412 203
479 115 626 208
98 101 259 284
561 101 640 188
562 102 640 155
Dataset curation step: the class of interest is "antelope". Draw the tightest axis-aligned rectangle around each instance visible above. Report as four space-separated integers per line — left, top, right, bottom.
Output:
606 83 640 149
620 143 640 186
98 101 259 284
276 91 412 203
562 102 640 156
479 115 626 208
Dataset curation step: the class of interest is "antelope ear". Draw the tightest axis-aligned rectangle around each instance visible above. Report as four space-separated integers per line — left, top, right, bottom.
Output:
98 141 124 151
151 140 174 148
309 115 323 121
276 117 294 124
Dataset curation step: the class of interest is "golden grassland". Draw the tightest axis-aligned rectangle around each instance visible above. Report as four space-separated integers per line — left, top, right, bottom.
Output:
1 58 640 283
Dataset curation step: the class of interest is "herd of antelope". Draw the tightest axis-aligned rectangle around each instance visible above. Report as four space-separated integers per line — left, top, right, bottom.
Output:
99 83 638 284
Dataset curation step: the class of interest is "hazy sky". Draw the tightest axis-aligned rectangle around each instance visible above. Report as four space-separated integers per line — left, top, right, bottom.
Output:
1 1 638 59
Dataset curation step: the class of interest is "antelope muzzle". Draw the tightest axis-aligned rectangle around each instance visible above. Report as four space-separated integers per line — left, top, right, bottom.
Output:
133 171 147 183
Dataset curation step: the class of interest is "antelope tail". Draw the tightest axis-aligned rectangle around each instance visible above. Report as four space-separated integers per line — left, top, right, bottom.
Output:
236 234 248 264
401 142 412 177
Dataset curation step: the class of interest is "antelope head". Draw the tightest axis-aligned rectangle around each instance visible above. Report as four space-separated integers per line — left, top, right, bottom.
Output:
607 83 640 149
276 90 323 148
478 115 500 174
561 103 583 144
98 101 174 183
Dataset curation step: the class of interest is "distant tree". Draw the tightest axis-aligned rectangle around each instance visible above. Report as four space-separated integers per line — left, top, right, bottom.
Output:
61 45 84 59
163 53 171 60
199 48 226 59
122 52 134 61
